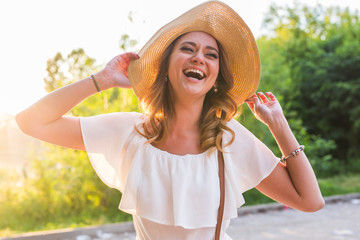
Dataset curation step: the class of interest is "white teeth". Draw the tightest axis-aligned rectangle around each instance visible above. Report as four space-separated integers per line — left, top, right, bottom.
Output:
184 68 205 78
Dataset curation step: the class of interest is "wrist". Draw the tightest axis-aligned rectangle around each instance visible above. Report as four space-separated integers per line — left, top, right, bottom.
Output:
90 75 101 92
267 115 301 156
267 114 289 132
91 71 115 91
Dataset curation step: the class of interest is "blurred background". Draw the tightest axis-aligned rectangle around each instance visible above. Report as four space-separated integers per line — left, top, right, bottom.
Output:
1 0 359 237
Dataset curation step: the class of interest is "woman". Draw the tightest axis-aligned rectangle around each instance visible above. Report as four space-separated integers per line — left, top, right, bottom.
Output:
16 1 324 239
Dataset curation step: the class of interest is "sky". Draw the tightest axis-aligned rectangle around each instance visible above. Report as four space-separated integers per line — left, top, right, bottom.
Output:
1 0 359 115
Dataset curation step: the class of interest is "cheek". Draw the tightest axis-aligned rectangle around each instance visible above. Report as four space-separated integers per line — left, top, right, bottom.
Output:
210 62 220 80
168 53 178 71
168 64 178 80
168 55 185 79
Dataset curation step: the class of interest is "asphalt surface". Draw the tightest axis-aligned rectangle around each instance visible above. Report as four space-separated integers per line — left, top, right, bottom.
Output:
227 200 360 240
83 201 360 240
3 194 360 240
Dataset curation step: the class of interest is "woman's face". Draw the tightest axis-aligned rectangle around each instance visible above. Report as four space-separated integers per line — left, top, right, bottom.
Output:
167 31 219 102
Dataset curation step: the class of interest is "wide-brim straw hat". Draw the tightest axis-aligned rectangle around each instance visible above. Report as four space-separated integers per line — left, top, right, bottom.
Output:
128 0 260 106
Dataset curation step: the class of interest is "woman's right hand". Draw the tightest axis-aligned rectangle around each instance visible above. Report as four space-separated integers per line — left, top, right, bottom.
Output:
93 52 140 90
16 52 139 151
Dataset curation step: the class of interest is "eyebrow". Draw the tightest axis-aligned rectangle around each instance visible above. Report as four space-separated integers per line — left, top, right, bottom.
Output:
181 41 219 54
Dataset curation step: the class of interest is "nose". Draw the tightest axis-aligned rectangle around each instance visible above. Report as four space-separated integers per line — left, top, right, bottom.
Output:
191 52 205 65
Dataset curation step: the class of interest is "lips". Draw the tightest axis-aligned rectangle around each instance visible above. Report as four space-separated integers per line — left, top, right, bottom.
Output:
183 68 206 80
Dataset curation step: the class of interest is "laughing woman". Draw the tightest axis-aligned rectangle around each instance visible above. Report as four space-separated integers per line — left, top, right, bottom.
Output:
16 1 324 239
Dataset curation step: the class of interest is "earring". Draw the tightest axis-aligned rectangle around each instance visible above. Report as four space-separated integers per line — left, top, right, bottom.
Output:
213 86 218 93
216 108 222 118
165 75 169 82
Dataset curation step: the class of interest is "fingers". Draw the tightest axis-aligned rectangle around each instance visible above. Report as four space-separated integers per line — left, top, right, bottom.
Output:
118 52 140 63
246 100 255 113
126 52 140 61
112 52 140 75
245 92 277 110
245 94 260 113
265 92 277 101
257 92 277 103
246 94 261 104
257 92 270 103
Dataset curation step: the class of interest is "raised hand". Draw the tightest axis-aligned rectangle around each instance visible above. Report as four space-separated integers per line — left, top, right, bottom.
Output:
94 52 140 90
245 92 284 126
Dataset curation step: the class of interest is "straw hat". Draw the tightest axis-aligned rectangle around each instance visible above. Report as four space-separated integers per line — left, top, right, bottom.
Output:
128 0 260 106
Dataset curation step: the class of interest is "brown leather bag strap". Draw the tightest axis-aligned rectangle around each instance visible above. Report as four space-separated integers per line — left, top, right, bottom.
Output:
215 149 225 240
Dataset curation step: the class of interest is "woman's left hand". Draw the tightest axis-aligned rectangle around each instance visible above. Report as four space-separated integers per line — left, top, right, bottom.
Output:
245 92 284 126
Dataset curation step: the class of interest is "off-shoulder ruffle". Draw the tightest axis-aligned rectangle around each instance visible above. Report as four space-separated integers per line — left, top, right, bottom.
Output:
118 139 246 229
81 113 279 229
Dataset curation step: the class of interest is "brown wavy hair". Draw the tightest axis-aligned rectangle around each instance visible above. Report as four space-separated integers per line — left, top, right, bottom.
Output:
137 34 238 151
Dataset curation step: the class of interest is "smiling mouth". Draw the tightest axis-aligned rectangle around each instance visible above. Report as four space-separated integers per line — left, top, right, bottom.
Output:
183 68 206 80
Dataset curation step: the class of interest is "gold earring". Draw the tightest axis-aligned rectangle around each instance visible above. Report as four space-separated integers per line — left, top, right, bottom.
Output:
216 108 222 118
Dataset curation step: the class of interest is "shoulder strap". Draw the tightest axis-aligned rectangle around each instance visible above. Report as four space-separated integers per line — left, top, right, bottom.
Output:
215 149 225 240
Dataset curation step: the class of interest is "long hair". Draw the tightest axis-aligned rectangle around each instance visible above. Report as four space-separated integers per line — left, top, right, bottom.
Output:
137 34 237 151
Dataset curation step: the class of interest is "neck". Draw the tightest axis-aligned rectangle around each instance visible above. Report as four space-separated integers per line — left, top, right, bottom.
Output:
171 98 204 134
151 96 205 155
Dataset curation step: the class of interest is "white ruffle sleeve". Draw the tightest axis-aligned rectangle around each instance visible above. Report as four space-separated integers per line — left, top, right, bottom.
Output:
80 112 143 192
221 119 280 220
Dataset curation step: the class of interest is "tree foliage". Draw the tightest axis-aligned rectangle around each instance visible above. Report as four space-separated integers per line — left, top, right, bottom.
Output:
254 2 360 174
1 37 140 234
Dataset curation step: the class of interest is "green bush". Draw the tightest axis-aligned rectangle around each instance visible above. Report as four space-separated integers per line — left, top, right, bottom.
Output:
243 174 360 207
0 145 132 235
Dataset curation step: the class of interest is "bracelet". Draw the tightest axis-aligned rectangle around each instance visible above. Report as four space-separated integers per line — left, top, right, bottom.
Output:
280 145 305 164
90 74 101 92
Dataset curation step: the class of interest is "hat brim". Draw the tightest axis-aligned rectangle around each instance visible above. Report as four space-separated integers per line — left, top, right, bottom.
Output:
128 0 260 106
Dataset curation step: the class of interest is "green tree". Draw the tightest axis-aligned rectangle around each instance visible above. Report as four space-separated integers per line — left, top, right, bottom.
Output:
0 33 140 233
259 2 360 174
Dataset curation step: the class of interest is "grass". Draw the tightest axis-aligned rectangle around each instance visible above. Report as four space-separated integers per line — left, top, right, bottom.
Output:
243 174 360 206
318 174 360 196
0 214 132 238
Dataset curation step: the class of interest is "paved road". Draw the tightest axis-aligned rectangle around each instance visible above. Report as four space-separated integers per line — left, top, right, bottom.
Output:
4 194 360 240
75 200 360 240
227 201 360 240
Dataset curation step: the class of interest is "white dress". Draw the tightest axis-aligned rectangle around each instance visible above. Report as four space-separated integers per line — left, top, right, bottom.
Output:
80 112 279 240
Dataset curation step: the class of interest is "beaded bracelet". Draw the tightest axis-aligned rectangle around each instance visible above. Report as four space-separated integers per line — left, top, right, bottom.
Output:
280 145 305 164
90 74 101 92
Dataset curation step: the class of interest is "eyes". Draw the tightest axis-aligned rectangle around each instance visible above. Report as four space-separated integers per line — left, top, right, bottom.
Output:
179 46 219 60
